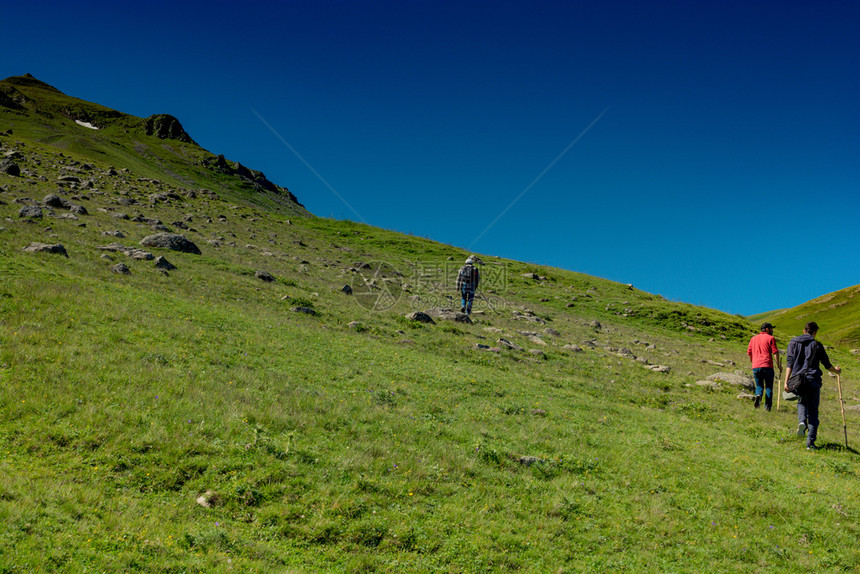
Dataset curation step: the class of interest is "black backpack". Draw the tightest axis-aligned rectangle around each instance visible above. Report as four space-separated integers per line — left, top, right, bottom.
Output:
786 340 818 394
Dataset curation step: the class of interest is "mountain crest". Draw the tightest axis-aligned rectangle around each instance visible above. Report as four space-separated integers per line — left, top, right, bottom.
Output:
143 113 195 144
0 74 307 215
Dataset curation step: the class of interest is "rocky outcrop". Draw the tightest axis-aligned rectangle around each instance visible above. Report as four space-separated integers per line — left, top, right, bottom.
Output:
143 114 195 144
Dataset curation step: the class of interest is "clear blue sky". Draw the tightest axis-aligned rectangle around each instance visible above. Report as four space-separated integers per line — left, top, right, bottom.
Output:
4 0 858 315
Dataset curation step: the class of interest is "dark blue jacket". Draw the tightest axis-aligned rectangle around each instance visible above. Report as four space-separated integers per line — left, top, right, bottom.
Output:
786 333 832 385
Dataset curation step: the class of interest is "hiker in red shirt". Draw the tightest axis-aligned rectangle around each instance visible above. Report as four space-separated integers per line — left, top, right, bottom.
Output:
747 322 782 411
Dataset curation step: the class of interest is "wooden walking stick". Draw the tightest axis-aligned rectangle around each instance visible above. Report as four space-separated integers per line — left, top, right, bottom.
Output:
837 373 848 449
776 365 783 412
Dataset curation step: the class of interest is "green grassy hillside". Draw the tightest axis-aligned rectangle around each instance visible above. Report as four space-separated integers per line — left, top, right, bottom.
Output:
0 74 307 217
759 285 860 348
1 79 859 572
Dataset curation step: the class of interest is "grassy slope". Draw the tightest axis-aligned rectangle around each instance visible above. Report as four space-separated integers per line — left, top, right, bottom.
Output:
758 285 860 348
1 91 860 572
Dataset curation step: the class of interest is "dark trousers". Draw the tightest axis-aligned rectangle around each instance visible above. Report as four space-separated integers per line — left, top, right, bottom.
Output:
461 286 475 314
753 367 775 406
798 384 821 447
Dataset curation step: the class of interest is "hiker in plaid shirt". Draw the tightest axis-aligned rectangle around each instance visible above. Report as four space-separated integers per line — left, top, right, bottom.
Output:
456 255 482 315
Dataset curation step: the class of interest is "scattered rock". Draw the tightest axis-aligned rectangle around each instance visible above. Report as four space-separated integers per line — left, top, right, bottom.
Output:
110 263 131 275
511 310 547 324
646 365 671 373
497 338 524 351
18 205 43 219
425 307 472 323
563 344 583 352
97 243 154 260
544 328 560 337
255 270 275 282
406 311 435 324
737 392 756 401
341 284 353 295
291 307 317 316
589 320 602 329
0 160 20 176
43 194 69 208
695 380 722 390
154 256 176 271
23 242 68 257
140 233 201 254
706 372 754 390
195 490 221 508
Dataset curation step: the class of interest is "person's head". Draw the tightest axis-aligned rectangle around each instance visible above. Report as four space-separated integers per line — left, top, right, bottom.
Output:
465 255 483 265
804 321 819 336
760 322 774 334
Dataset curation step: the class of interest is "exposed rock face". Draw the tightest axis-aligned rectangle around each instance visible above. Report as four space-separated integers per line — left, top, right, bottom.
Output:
140 233 201 255
143 114 195 144
0 84 26 109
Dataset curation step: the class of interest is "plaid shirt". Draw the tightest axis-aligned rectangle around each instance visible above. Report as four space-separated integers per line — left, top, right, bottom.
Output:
456 264 480 292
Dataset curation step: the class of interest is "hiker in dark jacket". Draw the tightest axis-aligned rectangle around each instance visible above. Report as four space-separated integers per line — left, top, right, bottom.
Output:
784 322 841 450
456 255 482 314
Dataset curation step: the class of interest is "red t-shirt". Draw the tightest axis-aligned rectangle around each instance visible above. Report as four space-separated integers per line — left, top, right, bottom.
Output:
747 332 779 368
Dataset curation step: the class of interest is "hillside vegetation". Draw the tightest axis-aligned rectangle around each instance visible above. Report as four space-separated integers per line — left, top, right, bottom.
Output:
758 284 860 348
1 76 859 572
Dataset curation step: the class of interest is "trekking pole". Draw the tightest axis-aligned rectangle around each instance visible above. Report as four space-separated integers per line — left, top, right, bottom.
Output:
478 289 499 314
837 373 848 449
776 366 783 412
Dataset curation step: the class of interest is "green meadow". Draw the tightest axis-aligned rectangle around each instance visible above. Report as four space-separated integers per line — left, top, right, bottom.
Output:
1 75 859 572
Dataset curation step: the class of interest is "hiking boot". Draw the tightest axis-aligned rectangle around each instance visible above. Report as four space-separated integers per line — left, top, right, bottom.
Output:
797 422 807 437
460 306 465 313
807 444 819 451
754 395 761 409
765 405 772 412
